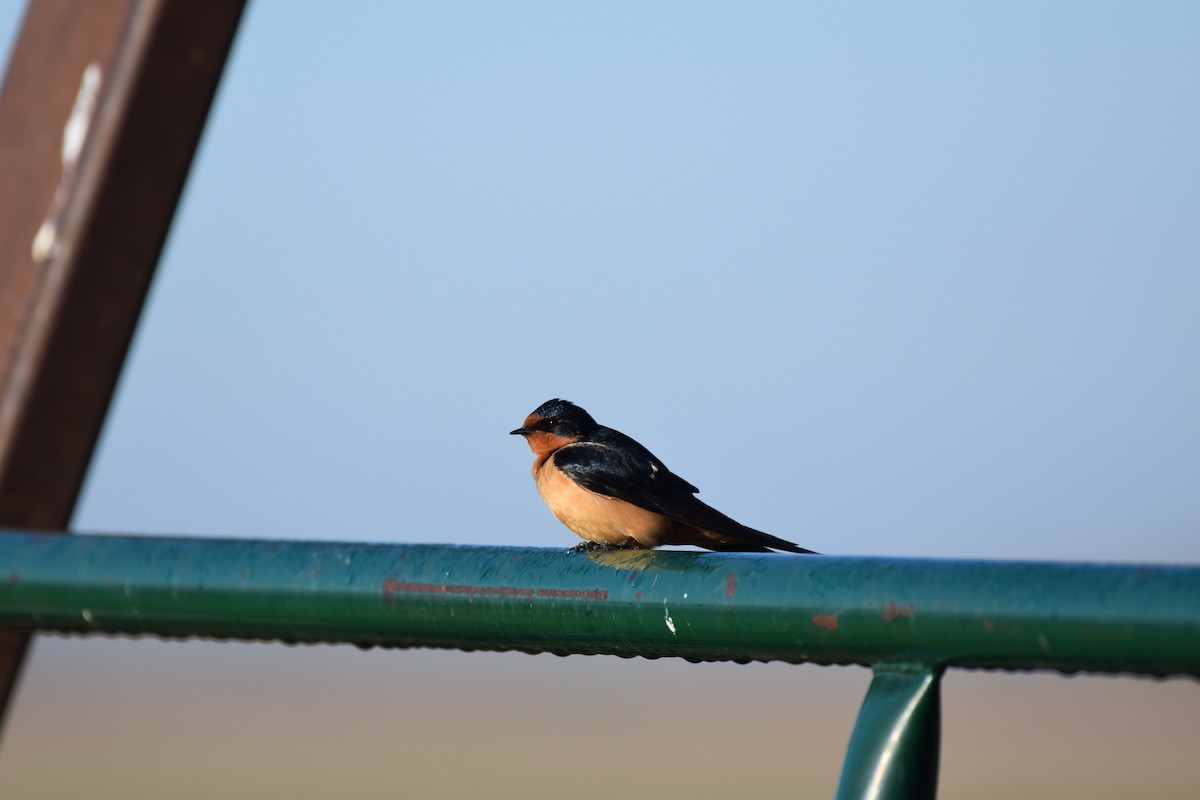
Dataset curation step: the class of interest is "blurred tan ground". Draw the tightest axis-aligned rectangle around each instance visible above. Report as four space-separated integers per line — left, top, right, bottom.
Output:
0 637 1197 799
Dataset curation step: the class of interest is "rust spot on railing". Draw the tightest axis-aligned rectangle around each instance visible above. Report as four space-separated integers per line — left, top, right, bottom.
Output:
882 601 915 621
725 572 739 599
812 614 839 631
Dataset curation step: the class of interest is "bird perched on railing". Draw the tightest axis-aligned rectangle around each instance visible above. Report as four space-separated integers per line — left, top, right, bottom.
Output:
511 399 815 554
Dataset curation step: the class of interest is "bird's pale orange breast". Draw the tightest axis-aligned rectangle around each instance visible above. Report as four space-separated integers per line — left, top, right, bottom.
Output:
535 453 672 547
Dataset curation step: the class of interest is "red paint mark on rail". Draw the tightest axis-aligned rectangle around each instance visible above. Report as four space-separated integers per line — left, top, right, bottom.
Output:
725 572 739 599
812 614 839 631
537 588 609 600
382 579 606 602
383 580 532 598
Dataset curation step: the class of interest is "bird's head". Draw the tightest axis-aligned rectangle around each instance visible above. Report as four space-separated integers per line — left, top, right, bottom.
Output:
510 398 598 454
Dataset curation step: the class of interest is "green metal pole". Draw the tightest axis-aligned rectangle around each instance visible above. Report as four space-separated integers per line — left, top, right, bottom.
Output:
1 532 1199 675
836 665 942 800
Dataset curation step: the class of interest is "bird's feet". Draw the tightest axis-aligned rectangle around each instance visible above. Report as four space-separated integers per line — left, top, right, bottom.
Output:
569 539 647 553
570 541 611 553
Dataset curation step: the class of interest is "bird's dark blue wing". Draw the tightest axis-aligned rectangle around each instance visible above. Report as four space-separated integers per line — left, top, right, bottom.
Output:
551 441 691 502
552 437 814 554
589 426 699 493
554 441 768 534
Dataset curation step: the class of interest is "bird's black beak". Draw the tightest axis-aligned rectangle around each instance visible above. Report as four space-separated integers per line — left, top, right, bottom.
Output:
510 427 531 436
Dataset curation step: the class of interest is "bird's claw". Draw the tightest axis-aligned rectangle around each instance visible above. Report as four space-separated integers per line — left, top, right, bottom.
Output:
569 539 647 553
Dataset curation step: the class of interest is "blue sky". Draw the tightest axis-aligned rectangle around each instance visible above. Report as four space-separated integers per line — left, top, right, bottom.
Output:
2 1 1197 563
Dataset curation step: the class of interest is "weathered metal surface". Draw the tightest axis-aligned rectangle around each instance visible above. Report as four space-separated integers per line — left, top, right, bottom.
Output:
1 533 1198 676
836 665 942 800
0 0 245 729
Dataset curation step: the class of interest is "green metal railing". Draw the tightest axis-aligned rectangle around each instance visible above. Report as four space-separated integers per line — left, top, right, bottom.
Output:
2 531 1198 798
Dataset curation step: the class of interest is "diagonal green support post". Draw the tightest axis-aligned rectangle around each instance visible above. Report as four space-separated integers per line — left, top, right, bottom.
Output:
836 664 942 800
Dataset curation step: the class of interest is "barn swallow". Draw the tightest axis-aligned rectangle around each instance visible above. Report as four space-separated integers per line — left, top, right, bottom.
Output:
511 399 815 553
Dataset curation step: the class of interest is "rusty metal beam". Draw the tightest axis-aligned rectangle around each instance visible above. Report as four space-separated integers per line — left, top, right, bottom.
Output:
0 0 245 732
